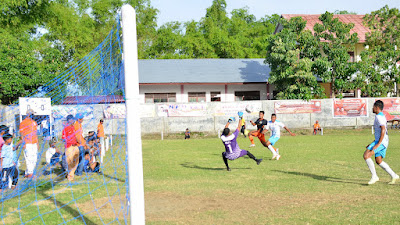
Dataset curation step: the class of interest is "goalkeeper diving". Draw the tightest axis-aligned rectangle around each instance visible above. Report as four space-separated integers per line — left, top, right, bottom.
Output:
220 114 263 171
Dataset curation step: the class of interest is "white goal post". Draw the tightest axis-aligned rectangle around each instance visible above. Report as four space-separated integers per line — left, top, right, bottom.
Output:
121 4 145 225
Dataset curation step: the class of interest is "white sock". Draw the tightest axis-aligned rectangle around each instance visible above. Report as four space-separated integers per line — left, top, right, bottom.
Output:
365 158 377 177
268 145 277 156
379 161 398 178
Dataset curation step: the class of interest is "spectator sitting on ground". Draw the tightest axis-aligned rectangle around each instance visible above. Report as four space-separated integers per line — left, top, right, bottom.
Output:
185 128 190 139
83 152 100 173
45 137 61 168
87 136 100 158
86 131 100 146
313 121 322 135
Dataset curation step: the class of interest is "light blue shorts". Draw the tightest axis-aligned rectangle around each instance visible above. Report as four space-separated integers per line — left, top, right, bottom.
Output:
268 136 280 146
368 141 387 158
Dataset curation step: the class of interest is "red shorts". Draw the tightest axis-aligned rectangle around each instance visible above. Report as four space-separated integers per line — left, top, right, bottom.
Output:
252 131 266 142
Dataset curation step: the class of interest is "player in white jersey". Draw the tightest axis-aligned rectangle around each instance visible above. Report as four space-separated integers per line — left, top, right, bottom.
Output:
265 114 295 160
363 100 399 185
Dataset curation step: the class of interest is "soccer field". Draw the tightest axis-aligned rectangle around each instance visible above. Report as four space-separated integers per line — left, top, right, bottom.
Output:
1 129 400 224
143 129 400 224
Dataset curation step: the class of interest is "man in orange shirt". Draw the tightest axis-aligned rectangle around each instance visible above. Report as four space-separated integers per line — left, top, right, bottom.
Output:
74 113 88 176
97 119 105 163
313 121 322 135
19 109 38 178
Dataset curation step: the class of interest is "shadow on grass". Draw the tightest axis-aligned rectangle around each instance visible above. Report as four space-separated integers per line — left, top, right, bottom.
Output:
272 170 367 186
181 162 251 171
36 179 98 225
101 173 125 183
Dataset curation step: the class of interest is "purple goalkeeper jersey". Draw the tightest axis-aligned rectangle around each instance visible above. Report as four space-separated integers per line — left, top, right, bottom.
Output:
220 129 240 153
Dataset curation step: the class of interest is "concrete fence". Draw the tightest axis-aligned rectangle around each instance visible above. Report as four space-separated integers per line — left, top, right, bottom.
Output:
140 98 378 134
0 98 392 135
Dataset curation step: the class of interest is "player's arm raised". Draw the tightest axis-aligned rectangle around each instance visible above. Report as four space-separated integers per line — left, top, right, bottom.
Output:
236 118 243 131
225 117 235 128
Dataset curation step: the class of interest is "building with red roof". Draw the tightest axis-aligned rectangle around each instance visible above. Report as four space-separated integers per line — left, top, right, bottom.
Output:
275 14 370 98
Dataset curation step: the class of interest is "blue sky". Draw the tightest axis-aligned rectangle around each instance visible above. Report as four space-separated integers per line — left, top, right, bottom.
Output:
151 0 400 26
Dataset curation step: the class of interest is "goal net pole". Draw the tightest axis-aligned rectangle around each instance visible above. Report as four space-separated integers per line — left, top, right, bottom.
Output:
121 4 145 225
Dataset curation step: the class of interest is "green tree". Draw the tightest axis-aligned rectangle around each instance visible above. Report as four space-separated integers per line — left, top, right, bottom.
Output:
0 29 41 104
334 10 357 15
200 0 232 58
181 21 217 58
265 17 324 100
359 5 400 97
148 22 184 59
313 12 359 98
0 0 158 104
227 8 278 58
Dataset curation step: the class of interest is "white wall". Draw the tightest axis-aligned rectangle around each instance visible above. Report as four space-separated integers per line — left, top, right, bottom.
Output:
181 84 225 103
139 83 269 103
226 84 269 101
139 84 181 102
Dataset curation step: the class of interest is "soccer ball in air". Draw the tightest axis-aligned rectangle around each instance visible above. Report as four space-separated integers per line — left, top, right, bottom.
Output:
245 105 253 113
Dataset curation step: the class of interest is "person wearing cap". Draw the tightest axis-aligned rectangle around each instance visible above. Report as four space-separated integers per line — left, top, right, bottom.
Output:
61 115 80 181
19 109 38 178
73 113 88 176
97 119 106 163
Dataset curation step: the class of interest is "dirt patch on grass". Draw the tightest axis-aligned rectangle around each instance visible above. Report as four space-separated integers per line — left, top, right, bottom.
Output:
76 194 128 222
144 191 369 224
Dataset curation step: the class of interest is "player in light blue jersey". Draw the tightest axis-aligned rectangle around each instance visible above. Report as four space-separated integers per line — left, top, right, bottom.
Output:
363 100 399 185
265 114 295 160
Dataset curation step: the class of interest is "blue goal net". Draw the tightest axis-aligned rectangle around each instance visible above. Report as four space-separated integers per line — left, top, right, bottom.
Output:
0 13 131 225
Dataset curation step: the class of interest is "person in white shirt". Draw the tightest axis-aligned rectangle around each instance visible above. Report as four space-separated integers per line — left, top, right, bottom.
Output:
363 100 399 185
45 138 61 167
265 114 295 160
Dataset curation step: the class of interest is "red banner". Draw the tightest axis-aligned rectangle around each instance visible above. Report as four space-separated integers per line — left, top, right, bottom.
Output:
377 98 400 121
333 99 367 117
274 101 321 114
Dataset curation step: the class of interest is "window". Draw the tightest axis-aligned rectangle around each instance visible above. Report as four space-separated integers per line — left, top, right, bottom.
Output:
211 92 221 102
145 93 176 103
348 52 355 62
188 92 206 102
234 91 260 101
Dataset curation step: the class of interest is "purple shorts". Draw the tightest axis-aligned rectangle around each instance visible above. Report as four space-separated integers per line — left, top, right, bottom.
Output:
223 150 248 161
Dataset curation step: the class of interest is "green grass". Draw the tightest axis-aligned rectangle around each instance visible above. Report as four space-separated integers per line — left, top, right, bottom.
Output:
0 137 128 225
143 129 400 224
2 129 400 224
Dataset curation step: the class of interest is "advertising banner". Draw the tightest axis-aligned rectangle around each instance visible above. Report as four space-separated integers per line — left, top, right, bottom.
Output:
103 105 126 119
333 99 367 117
157 103 207 117
274 101 321 114
214 102 262 117
377 98 400 121
52 105 94 120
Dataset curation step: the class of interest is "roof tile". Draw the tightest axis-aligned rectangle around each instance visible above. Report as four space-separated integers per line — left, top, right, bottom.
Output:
281 14 369 43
